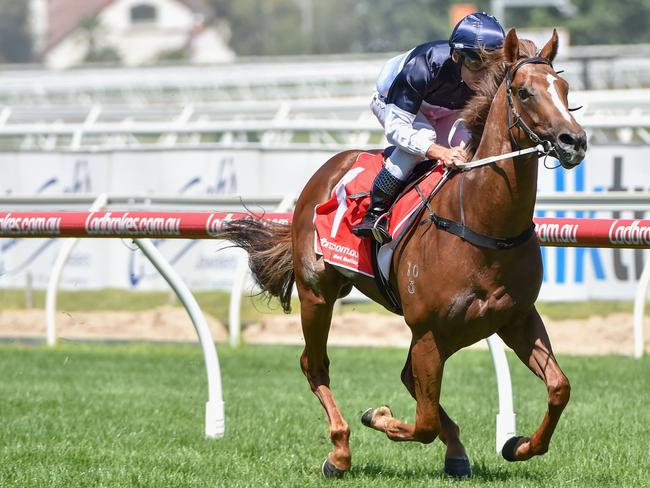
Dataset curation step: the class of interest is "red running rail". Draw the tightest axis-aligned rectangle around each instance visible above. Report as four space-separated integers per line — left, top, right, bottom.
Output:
0 211 649 248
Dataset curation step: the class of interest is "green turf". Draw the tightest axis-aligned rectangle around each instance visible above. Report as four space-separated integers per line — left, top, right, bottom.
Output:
0 288 641 324
0 343 648 487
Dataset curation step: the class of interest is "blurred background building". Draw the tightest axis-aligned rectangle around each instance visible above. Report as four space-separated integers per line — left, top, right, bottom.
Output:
29 0 234 68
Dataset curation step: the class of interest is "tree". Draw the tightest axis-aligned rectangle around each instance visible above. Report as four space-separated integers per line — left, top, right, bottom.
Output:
205 0 302 55
209 0 650 55
504 0 650 45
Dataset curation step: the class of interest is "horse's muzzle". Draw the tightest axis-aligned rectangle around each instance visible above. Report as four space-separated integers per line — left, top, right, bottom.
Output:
555 130 587 168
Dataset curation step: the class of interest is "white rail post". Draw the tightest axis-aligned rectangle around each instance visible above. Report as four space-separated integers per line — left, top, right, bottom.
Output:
228 194 295 347
227 253 249 348
633 258 650 359
134 238 225 438
45 193 108 346
70 104 102 150
486 334 517 453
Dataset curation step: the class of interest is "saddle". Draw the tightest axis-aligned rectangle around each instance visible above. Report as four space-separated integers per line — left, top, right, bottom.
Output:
313 149 447 313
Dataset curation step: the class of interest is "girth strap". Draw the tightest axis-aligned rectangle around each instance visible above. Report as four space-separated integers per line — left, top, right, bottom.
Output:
428 213 535 250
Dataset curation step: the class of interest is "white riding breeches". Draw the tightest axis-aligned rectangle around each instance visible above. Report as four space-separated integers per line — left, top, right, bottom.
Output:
370 92 471 180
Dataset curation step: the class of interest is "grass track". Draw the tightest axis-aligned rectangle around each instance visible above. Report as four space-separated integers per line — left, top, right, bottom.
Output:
1 343 649 487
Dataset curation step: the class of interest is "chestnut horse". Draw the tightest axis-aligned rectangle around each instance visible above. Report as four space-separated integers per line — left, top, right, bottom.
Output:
222 29 586 479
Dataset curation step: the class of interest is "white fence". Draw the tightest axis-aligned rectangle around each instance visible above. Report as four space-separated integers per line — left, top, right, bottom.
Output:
1 50 649 104
2 90 650 150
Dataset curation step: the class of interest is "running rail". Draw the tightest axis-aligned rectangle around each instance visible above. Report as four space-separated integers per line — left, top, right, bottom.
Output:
45 194 108 346
0 211 648 245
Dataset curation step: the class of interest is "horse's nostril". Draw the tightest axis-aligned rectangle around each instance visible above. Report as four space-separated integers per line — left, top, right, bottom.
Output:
559 133 576 146
559 132 587 151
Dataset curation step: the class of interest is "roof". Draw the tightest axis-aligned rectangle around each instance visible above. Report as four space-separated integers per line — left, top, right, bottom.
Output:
44 0 214 53
46 0 113 52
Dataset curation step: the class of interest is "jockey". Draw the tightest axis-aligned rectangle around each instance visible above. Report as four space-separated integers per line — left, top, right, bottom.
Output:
353 12 505 243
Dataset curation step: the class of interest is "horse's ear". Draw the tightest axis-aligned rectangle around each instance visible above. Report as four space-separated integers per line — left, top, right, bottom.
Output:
504 29 519 64
539 28 559 63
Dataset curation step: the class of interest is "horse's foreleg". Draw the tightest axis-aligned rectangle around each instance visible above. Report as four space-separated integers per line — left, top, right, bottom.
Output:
497 307 571 462
395 342 470 477
297 277 350 477
363 330 443 444
400 345 468 459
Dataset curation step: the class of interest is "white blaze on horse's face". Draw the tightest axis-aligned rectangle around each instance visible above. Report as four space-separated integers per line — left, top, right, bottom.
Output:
517 65 586 168
545 73 573 123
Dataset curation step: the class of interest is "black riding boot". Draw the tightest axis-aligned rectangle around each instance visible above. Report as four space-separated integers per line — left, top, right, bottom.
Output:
352 167 405 243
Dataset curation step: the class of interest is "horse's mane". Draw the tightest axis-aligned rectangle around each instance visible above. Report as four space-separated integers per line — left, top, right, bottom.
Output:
461 39 538 158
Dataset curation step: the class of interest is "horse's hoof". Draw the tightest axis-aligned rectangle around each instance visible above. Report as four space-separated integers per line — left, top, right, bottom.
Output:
361 405 392 428
321 457 345 479
501 436 525 462
444 456 472 479
360 408 374 427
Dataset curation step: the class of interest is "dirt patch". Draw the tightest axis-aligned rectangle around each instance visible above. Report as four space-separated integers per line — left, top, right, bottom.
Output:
244 311 650 356
0 306 228 343
0 308 648 356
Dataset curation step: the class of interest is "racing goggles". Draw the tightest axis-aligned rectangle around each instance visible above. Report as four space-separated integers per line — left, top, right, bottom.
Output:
458 52 485 71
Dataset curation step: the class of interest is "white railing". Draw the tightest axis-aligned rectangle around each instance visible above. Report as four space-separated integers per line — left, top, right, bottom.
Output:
0 194 289 209
3 115 650 150
487 335 516 453
4 90 650 126
1 54 649 104
135 237 225 438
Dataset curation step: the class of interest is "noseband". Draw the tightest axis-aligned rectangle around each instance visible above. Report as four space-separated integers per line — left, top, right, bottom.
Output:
505 56 556 155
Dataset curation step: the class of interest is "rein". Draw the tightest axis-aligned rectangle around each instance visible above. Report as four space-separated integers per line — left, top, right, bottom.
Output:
455 144 545 170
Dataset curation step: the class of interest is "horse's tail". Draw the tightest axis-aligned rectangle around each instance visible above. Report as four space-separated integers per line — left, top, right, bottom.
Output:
220 219 295 313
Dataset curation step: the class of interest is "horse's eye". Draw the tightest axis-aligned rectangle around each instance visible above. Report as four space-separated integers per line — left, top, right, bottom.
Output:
518 87 531 100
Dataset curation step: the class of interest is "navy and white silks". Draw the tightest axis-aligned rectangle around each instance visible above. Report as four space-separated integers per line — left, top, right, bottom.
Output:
372 40 473 180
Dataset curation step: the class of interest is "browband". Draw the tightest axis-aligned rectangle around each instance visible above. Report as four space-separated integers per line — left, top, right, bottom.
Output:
506 56 553 84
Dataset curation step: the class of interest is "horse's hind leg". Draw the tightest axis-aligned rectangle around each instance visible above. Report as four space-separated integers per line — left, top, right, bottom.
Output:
297 265 351 477
497 307 571 462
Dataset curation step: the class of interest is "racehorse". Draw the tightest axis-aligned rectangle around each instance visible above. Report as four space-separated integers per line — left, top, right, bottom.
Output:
221 29 587 478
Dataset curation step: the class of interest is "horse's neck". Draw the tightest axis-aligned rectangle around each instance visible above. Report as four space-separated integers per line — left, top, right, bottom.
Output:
462 86 539 237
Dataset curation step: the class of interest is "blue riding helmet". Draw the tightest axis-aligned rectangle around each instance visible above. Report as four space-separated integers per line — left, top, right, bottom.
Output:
449 12 505 58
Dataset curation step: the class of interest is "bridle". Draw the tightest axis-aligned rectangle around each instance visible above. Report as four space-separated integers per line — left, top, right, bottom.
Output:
424 55 570 249
456 55 572 171
504 56 557 156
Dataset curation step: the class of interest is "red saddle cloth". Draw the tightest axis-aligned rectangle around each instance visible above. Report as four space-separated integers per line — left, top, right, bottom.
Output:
313 151 445 277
